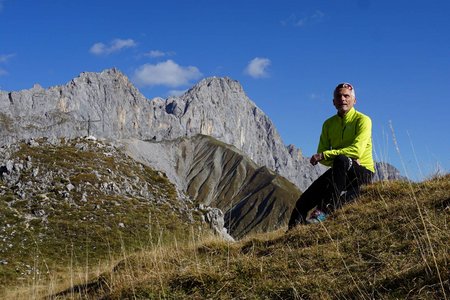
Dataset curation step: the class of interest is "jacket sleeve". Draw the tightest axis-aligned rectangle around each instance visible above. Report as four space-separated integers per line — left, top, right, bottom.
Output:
322 116 372 163
317 121 333 167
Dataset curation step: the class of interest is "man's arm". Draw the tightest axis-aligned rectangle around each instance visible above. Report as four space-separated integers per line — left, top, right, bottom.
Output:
311 122 330 166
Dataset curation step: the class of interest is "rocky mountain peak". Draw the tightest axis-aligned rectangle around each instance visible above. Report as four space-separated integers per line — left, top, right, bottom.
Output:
0 69 402 191
74 67 128 83
170 76 251 119
187 76 244 96
68 68 142 98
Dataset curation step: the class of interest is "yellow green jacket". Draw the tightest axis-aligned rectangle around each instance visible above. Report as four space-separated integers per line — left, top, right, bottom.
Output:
318 107 375 172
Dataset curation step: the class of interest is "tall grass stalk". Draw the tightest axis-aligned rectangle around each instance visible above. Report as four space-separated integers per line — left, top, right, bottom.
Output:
389 120 447 299
407 130 425 180
119 233 136 299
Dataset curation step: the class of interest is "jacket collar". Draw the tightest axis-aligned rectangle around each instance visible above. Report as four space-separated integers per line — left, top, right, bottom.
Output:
338 107 356 121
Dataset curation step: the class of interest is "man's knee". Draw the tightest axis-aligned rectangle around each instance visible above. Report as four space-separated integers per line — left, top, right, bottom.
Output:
333 155 352 170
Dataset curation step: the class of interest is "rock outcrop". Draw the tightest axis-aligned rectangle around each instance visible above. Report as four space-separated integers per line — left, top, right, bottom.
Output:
0 137 210 280
0 69 326 191
374 162 407 181
0 68 404 191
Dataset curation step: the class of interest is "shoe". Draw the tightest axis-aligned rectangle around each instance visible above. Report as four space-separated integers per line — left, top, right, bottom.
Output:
306 209 327 224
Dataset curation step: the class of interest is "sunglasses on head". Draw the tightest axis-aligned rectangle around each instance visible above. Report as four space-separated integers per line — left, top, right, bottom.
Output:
336 83 353 90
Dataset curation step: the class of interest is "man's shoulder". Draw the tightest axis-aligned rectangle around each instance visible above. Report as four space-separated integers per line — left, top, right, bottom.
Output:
323 114 339 125
354 110 372 122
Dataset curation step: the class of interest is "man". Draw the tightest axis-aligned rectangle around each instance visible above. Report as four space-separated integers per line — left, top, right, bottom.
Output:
288 82 374 229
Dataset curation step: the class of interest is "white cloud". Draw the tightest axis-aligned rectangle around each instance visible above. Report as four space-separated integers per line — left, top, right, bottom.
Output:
310 93 319 100
90 43 106 55
0 53 14 76
168 89 187 96
0 53 15 63
244 57 271 78
89 38 137 55
143 50 176 58
310 93 326 101
145 50 166 58
281 11 325 27
133 60 202 87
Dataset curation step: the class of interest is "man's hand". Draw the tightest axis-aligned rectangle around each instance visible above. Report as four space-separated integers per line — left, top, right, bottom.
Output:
310 153 323 166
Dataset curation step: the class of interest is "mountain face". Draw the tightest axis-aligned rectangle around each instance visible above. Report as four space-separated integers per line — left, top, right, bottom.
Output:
374 162 407 181
0 68 325 192
0 69 402 190
123 135 301 238
0 69 404 240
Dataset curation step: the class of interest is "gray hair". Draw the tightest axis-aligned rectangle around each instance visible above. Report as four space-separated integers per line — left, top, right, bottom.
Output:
334 82 356 98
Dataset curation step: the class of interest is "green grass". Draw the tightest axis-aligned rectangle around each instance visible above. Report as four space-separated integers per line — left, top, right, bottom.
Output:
48 174 449 299
0 138 206 295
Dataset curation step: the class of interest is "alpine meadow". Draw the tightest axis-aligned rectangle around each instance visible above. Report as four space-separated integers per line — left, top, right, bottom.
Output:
0 69 448 299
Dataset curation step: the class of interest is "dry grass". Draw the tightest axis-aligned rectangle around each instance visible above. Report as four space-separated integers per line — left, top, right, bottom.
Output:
28 174 449 299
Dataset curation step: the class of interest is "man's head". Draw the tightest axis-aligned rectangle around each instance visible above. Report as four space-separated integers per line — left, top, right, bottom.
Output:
333 82 356 116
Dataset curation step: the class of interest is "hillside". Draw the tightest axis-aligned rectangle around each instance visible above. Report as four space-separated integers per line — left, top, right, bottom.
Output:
0 137 208 291
123 135 301 238
44 175 449 299
0 134 307 295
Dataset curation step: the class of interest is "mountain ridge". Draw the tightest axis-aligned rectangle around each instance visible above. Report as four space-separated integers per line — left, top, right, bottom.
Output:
0 68 401 192
123 134 301 238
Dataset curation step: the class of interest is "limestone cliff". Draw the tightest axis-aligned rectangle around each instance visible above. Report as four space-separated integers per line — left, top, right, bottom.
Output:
0 69 323 191
0 68 402 192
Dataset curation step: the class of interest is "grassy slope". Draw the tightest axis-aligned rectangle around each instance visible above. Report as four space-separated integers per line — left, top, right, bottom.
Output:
53 175 449 299
0 138 206 297
180 135 302 238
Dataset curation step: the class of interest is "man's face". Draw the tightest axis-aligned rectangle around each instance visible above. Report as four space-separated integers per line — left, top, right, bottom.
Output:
333 88 356 116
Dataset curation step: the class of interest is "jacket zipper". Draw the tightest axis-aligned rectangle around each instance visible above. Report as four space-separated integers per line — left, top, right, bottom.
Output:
341 118 346 141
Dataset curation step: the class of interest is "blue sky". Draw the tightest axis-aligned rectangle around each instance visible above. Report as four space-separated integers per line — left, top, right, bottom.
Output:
0 0 449 181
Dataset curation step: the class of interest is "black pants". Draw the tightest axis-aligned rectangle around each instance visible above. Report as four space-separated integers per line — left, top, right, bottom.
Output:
288 155 373 229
